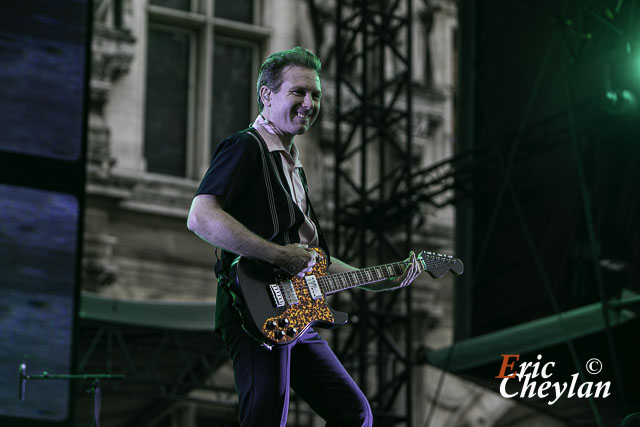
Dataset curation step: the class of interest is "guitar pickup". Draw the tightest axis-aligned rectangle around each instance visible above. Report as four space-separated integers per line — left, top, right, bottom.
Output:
305 275 323 300
280 280 299 305
269 284 285 308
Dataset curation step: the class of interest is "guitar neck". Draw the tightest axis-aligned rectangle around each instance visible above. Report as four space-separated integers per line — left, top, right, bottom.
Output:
318 260 415 295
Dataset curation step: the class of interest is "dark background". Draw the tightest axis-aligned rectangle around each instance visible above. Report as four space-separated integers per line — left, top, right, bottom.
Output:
457 0 640 337
452 0 640 425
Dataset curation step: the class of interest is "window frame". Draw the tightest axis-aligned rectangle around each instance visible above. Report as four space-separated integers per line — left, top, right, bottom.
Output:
144 0 270 180
210 34 261 148
145 22 197 177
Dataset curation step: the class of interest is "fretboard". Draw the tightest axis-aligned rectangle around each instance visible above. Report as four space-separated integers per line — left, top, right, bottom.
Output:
318 261 411 295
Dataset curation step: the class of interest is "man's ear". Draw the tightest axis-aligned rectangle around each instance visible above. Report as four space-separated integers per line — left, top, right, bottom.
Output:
259 85 271 107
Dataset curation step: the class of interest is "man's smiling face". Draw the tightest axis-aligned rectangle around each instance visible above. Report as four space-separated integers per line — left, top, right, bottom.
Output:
261 65 321 136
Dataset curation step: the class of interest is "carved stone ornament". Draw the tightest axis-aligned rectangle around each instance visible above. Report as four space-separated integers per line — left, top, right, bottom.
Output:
88 0 136 176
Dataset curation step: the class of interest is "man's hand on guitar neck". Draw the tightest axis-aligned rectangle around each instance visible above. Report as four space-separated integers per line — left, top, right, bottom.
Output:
272 243 318 278
364 251 421 291
387 251 422 290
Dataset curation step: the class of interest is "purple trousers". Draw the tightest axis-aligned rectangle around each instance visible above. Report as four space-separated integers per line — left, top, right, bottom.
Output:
222 320 373 427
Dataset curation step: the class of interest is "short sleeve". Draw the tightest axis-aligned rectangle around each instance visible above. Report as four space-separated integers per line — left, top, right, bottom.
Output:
195 132 259 206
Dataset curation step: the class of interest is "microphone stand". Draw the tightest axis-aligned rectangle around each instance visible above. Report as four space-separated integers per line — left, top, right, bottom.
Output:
19 362 124 427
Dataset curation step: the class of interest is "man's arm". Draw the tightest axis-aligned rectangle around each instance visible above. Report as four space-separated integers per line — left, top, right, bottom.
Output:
187 194 316 277
328 252 422 291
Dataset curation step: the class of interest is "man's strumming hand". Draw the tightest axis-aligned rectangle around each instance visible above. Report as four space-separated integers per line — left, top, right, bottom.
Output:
272 243 318 278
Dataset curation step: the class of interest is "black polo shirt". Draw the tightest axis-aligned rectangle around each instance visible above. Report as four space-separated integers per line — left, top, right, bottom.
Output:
194 127 330 330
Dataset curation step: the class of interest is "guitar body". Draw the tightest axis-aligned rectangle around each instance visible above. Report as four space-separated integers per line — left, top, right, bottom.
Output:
229 248 348 348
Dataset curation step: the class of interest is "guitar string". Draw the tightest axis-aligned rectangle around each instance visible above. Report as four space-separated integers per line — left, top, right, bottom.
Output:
317 258 459 294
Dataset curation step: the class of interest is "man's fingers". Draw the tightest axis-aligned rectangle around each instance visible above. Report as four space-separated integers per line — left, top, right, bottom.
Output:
305 248 318 265
291 246 317 277
395 251 421 287
296 266 314 278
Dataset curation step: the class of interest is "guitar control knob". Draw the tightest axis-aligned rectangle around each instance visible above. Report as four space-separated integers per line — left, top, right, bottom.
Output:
275 330 286 340
266 321 276 330
279 318 289 327
287 327 297 337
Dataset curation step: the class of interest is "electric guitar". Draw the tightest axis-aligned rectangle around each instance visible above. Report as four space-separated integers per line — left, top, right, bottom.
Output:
228 248 463 349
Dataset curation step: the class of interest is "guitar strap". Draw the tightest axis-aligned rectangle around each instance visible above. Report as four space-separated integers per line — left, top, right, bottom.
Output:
215 128 290 282
248 130 282 241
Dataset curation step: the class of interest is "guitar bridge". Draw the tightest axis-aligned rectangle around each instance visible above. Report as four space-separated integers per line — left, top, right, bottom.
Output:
269 284 285 308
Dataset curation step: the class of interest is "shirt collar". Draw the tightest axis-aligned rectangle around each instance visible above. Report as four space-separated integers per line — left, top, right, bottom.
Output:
252 115 302 167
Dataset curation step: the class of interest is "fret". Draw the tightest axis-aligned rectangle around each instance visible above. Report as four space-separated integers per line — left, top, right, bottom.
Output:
346 273 353 288
347 272 355 287
364 269 372 282
324 276 334 293
394 263 404 276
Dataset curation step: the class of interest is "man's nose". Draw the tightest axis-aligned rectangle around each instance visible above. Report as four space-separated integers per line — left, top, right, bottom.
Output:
302 93 313 109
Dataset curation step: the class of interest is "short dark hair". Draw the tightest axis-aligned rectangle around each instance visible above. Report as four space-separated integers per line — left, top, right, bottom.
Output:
256 46 322 112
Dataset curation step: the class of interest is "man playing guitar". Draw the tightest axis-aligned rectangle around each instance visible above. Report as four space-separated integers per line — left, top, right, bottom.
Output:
187 47 422 427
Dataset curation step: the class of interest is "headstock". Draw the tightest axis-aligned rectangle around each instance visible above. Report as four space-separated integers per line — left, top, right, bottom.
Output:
417 251 464 279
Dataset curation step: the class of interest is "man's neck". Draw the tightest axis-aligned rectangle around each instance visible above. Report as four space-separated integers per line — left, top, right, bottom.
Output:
279 135 294 153
259 114 294 151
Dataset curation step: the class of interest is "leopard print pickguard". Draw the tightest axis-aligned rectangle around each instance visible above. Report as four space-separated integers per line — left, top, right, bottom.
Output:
260 247 335 344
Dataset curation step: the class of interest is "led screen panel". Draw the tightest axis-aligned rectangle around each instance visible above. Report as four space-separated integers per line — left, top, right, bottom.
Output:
0 0 88 161
0 185 79 421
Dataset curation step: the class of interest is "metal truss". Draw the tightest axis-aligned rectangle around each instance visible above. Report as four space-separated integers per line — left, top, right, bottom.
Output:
332 0 414 425
75 319 233 427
